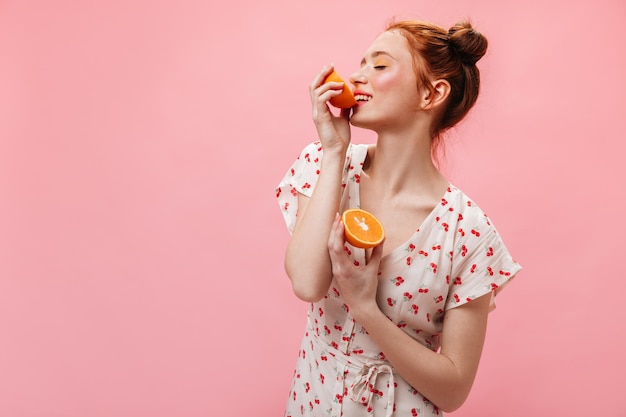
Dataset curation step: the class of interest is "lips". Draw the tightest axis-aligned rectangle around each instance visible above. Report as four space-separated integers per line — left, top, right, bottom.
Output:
353 90 372 103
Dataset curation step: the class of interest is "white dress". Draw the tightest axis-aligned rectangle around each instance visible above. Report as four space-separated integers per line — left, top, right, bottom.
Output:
276 141 522 416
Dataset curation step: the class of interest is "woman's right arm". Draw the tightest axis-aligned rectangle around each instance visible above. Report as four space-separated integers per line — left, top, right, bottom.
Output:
284 65 352 302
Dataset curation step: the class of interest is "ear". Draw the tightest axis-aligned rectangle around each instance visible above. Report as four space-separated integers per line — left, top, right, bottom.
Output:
421 79 451 110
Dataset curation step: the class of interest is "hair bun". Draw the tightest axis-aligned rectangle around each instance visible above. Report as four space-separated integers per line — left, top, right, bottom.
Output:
447 21 488 65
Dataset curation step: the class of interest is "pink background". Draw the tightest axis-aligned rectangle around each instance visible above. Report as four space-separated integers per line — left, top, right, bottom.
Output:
1 0 625 416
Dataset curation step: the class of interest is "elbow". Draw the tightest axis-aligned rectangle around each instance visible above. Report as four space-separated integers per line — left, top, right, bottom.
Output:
284 262 329 303
290 279 328 303
435 387 472 413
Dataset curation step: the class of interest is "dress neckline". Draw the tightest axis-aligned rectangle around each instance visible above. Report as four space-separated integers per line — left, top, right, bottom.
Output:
347 143 456 263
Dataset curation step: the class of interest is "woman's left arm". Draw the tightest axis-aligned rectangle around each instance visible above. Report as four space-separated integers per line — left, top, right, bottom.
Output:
328 216 491 413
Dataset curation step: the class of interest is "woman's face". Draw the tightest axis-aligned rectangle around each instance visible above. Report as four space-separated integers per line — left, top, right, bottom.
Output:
349 30 422 130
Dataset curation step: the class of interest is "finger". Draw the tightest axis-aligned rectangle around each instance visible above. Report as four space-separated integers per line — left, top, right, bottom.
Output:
310 64 336 90
339 107 352 120
327 214 345 254
367 241 385 266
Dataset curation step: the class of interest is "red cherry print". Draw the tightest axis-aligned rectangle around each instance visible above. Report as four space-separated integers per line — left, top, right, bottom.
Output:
406 257 412 265
354 174 361 183
331 341 338 349
471 229 480 237
324 325 331 335
315 398 320 404
418 287 429 293
336 394 343 404
427 313 431 322
487 266 494 276
318 308 324 317
397 321 407 328
467 200 473 207
491 282 499 290
321 355 328 361
276 188 282 198
283 202 290 211
304 153 311 162
454 294 460 303
499 270 511 276
408 243 416 251
445 275 450 284
430 262 438 273
349 165 354 170
342 336 350 342
435 295 444 303
343 245 352 255
379 351 386 360
316 169 320 175
486 246 494 256
394 276 405 286
458 228 465 237
411 408 419 416
320 373 326 384
418 250 428 257
342 303 350 312
441 198 448 206
314 157 319 163
367 406 373 412
449 207 454 212
334 323 342 331
470 263 477 273
309 401 313 410
305 382 311 393
341 183 347 189
294 391 297 401
458 213 464 221
461 245 468 257
316 143 322 151
332 287 340 297
302 182 311 189
387 297 396 307
403 292 413 300
454 277 462 285
442 222 449 232
352 349 364 355
354 260 360 266
290 187 298 197
411 304 419 314
431 244 441 251
435 216 440 222
290 168 295 176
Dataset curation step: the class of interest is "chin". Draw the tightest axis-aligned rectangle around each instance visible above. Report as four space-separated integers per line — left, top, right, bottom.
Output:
350 113 381 131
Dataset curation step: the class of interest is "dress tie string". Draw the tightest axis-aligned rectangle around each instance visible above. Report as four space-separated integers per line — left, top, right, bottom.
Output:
349 363 395 417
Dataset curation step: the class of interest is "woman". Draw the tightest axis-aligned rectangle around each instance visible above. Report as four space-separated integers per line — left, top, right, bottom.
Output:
276 19 521 416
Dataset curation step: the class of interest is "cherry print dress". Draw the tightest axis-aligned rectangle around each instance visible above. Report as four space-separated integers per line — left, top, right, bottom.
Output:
276 141 522 417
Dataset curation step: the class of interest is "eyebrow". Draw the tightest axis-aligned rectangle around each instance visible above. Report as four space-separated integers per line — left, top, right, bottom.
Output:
360 51 396 66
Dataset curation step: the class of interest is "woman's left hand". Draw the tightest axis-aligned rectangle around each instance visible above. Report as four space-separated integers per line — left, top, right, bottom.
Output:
327 214 384 320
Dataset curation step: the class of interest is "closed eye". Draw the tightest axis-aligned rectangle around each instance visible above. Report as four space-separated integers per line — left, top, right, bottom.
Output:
374 65 387 70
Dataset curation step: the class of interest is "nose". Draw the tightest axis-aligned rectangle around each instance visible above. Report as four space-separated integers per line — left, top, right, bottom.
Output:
349 69 367 85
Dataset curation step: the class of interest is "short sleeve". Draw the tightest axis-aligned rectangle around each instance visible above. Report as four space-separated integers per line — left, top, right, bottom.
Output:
446 210 522 312
275 141 324 234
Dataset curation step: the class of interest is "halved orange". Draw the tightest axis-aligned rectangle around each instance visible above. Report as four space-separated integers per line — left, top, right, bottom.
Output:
342 208 385 249
323 69 357 109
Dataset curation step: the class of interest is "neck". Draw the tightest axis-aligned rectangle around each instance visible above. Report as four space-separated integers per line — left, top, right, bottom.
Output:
363 128 446 197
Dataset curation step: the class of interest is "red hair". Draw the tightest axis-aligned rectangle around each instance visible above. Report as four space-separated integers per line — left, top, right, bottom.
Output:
386 20 488 154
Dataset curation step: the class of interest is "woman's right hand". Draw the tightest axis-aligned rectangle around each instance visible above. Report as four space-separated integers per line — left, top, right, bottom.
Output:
309 65 352 155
